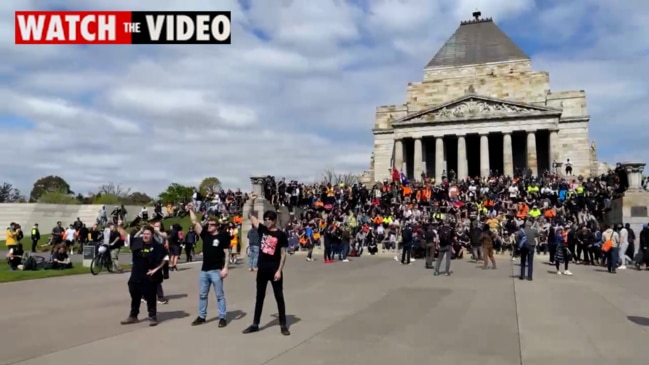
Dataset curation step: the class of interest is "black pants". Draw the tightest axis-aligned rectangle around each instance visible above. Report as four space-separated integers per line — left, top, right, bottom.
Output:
425 243 435 267
549 243 556 263
401 245 411 264
253 267 286 327
128 281 157 318
185 244 194 262
324 241 332 261
31 239 38 253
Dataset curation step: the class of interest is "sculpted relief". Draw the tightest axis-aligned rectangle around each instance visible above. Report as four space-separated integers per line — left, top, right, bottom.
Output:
423 99 543 122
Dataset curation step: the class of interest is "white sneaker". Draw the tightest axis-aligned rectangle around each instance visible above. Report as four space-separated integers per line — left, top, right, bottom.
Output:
306 258 312 262
618 265 627 270
393 256 399 262
563 270 573 276
557 271 562 275
343 259 349 262
410 258 416 262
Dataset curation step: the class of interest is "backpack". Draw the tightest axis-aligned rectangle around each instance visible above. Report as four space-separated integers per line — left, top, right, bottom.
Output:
22 254 37 271
438 226 452 246
518 229 528 249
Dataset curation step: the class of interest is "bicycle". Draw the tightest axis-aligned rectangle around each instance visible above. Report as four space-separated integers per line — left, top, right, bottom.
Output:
90 245 114 275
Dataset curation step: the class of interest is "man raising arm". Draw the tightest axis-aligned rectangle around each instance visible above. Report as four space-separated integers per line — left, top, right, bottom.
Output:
242 209 290 336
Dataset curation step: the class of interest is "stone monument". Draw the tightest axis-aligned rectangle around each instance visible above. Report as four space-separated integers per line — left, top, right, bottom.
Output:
618 162 648 234
366 11 597 183
240 177 276 258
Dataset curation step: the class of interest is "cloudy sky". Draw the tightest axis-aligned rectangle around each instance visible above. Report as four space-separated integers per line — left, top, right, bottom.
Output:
1 0 647 196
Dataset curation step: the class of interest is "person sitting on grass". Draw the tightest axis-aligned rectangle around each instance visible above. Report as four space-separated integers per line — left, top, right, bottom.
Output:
52 245 72 270
6 243 24 271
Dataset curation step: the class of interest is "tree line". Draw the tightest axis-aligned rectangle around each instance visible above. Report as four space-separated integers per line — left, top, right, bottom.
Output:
0 175 223 206
0 170 361 205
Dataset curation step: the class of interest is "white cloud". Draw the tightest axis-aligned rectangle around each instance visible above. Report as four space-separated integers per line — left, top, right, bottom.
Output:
0 0 646 197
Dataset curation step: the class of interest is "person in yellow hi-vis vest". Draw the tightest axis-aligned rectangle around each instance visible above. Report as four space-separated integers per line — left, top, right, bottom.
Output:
30 223 41 253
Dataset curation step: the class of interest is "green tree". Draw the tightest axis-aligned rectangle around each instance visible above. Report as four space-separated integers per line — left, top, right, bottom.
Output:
38 192 80 204
93 194 121 205
125 192 154 205
0 182 25 202
30 175 73 202
198 177 222 195
158 183 194 205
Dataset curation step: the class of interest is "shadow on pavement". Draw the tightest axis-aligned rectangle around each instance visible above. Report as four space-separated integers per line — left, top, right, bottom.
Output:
158 310 191 322
260 314 301 330
627 316 649 326
166 293 188 300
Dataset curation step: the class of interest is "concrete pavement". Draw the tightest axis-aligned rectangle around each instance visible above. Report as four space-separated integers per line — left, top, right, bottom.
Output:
1 254 649 365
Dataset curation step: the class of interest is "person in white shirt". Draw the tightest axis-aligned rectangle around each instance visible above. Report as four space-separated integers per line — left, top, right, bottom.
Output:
64 225 77 255
508 185 518 199
618 225 630 269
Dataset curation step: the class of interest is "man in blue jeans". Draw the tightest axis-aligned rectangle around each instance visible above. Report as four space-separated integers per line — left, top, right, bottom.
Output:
518 220 539 281
247 225 261 270
187 204 231 327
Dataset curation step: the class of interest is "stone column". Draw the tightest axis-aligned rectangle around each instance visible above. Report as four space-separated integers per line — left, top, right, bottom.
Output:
435 136 444 183
480 134 490 177
503 132 513 177
526 131 538 176
457 134 468 181
549 130 559 164
413 137 423 179
241 177 276 258
394 139 403 171
621 162 646 190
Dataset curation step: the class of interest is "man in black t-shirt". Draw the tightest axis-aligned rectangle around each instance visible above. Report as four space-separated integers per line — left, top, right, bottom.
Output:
121 226 167 327
187 205 231 327
51 221 63 245
242 208 290 336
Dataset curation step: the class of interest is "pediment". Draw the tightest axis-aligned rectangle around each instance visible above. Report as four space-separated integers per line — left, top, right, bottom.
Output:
392 95 562 126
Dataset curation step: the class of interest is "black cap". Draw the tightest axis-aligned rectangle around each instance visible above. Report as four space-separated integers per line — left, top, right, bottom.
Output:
263 210 278 221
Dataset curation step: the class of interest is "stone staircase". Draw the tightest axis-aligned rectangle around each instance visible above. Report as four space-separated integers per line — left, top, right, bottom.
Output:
77 205 101 227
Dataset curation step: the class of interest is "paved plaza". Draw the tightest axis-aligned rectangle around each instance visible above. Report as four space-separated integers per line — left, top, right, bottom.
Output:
1 253 649 365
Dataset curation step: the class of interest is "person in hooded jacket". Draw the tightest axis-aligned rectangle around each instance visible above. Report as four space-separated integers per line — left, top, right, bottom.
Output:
636 224 649 270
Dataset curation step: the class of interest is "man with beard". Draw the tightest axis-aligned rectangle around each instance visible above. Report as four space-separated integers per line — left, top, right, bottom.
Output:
187 205 230 327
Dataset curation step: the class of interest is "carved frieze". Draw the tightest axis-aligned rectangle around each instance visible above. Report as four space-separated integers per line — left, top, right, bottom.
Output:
429 99 543 120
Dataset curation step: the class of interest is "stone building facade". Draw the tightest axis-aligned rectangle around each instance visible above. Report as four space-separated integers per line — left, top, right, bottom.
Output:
368 14 596 184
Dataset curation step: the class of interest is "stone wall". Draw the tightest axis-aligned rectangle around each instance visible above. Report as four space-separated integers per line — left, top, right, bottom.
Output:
409 60 550 111
373 132 396 182
557 121 592 177
0 204 142 240
621 192 649 236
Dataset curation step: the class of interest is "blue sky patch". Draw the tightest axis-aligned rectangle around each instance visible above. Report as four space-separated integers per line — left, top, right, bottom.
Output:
0 115 36 130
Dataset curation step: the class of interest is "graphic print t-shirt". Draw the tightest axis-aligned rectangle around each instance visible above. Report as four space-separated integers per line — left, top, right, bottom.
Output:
257 224 288 270
200 231 230 271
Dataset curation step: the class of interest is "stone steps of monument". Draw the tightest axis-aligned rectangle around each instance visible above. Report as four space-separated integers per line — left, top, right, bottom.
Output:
77 205 100 226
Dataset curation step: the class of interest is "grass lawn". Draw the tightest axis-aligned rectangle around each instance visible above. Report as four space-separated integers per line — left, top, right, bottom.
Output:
0 260 132 283
1 216 202 253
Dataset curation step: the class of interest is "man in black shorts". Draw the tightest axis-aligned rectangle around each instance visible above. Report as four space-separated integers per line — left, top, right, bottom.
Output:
242 208 290 336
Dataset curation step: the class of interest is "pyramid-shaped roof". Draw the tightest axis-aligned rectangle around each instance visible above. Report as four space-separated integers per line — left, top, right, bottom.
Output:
425 16 529 68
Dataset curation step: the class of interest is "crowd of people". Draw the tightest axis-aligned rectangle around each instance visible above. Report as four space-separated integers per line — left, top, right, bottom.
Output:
5 165 649 333
251 167 649 279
